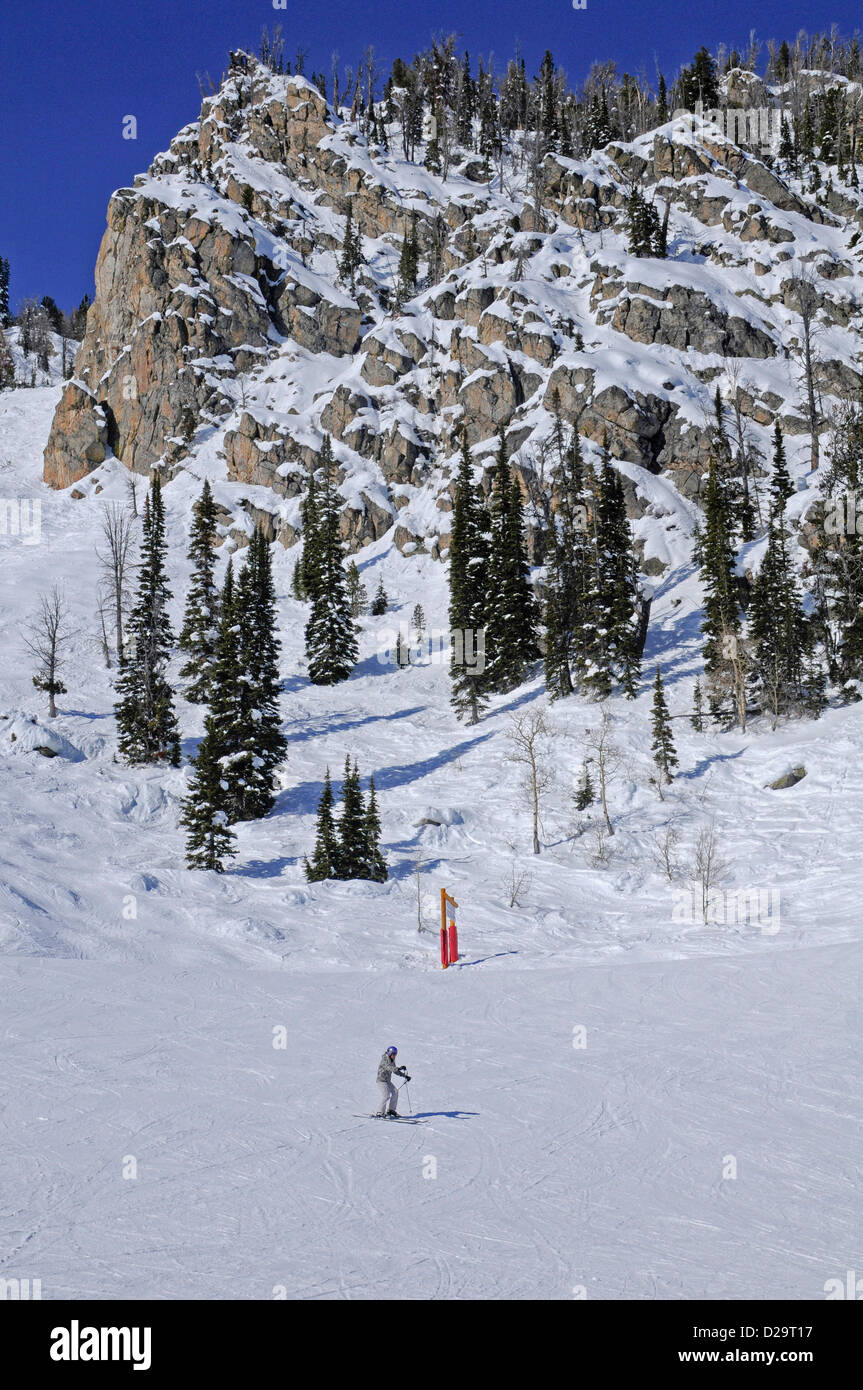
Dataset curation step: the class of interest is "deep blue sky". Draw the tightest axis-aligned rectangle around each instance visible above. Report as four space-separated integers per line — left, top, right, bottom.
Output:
0 0 858 309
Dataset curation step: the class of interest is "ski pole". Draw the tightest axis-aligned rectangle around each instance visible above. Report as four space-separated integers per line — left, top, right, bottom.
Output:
400 1080 412 1115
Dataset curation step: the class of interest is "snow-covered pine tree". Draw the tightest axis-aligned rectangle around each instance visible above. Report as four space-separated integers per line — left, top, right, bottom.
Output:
484 430 539 694
334 756 366 879
346 561 368 617
580 449 641 699
769 421 794 514
699 456 743 716
626 188 660 257
545 428 589 699
304 768 338 881
749 425 824 721
370 576 388 615
574 759 594 811
412 603 426 641
603 460 642 698
361 774 388 882
339 197 363 293
179 479 221 703
297 462 322 602
650 666 678 797
114 475 181 766
398 213 420 300
232 528 288 820
691 677 704 731
304 436 359 685
448 431 489 723
811 400 863 693
199 561 246 822
181 714 237 871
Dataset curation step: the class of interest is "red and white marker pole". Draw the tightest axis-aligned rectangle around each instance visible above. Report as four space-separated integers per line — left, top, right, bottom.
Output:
440 888 459 968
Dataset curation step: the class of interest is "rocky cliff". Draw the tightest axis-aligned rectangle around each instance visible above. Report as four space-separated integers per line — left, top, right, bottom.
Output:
44 52 863 563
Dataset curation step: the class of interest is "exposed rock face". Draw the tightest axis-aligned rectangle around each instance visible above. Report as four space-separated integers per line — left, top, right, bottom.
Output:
44 51 863 560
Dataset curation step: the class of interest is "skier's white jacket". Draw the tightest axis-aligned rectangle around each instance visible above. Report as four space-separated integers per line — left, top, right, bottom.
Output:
377 1052 398 1083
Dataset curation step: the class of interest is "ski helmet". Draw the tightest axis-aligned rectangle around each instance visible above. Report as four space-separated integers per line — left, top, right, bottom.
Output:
386 1046 398 1055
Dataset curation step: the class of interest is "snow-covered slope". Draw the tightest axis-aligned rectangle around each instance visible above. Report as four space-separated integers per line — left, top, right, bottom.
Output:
4 382 863 967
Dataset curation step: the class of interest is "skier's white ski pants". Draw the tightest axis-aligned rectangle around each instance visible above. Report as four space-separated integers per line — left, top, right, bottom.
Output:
377 1079 397 1115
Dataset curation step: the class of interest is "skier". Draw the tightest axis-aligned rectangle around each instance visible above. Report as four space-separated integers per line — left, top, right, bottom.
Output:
375 1045 410 1117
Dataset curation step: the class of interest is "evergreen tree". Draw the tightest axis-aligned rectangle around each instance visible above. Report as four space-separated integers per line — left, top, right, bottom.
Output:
779 115 796 170
699 457 743 719
361 774 388 881
574 759 595 811
179 480 221 703
370 576 388 615
204 562 246 815
812 400 863 691
538 50 560 151
231 528 288 819
448 431 489 722
580 449 642 699
304 436 359 684
114 476 181 766
749 500 811 722
339 198 363 293
297 463 322 601
334 757 367 879
626 188 661 258
654 199 670 258
304 768 339 881
346 561 368 617
769 422 794 514
398 213 420 299
656 73 668 123
181 717 237 871
412 604 426 641
650 667 678 796
678 46 719 109
691 677 704 731
545 428 590 699
626 188 650 256
484 431 539 693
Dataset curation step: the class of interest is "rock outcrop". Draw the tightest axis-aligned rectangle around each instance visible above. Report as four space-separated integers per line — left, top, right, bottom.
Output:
44 51 863 559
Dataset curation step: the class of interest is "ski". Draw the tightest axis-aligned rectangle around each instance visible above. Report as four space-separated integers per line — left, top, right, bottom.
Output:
353 1114 425 1124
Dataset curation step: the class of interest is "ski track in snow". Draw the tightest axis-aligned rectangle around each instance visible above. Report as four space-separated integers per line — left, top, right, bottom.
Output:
1 948 860 1300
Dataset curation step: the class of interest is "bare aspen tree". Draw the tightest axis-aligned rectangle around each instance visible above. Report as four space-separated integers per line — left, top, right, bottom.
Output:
96 502 136 659
652 824 681 881
585 707 622 836
506 707 553 854
693 821 730 925
503 861 532 907
96 589 113 669
25 587 73 718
